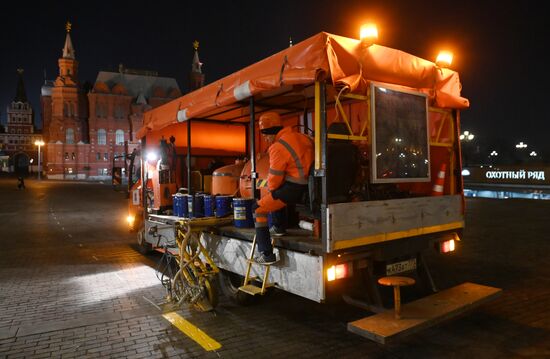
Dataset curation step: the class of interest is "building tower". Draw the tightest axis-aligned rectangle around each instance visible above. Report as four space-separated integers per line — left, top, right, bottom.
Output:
45 22 89 178
189 40 205 92
2 69 41 174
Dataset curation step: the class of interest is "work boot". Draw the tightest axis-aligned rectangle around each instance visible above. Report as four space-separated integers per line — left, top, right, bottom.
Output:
269 225 287 237
254 252 278 265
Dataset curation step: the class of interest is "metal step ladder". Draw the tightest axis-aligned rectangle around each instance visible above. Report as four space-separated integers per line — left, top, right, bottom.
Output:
238 235 276 295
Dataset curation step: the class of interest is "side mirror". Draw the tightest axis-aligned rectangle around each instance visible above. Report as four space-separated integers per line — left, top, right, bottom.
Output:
112 166 122 186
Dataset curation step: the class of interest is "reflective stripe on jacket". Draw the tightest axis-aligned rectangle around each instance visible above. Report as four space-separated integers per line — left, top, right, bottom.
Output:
267 126 314 191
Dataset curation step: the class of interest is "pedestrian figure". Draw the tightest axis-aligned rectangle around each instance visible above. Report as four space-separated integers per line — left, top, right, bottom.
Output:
17 176 25 190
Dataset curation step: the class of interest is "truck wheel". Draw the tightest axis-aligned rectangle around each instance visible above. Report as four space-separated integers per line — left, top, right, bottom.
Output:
219 270 256 306
136 228 152 254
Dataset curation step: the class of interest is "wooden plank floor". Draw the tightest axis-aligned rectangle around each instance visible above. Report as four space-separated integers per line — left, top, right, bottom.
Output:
348 282 502 344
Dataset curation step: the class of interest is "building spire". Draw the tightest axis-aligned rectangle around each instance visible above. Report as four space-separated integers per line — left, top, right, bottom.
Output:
189 40 205 92
14 69 28 103
191 40 203 74
62 21 76 59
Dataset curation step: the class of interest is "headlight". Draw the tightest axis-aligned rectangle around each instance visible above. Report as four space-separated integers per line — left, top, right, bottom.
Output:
126 215 135 225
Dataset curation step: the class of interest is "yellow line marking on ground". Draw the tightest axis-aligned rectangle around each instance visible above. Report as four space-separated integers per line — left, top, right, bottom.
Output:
162 312 221 351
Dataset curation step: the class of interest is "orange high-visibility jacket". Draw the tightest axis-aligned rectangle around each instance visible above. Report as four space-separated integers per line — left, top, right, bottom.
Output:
267 126 314 191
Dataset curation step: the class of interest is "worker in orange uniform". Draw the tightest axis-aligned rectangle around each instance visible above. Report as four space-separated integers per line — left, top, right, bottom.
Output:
253 112 314 264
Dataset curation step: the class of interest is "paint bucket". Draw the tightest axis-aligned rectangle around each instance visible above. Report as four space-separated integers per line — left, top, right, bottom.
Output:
215 195 233 217
203 195 215 217
173 193 185 217
233 197 255 228
181 194 189 218
187 194 204 218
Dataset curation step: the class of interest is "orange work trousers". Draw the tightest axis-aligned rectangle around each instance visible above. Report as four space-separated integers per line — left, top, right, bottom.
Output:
254 193 286 228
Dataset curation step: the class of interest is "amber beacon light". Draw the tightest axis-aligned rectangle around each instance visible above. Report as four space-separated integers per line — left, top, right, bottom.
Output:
436 50 453 68
359 23 378 45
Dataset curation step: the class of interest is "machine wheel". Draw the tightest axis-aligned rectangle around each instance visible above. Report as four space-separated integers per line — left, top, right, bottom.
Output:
136 227 152 254
193 278 219 312
219 270 256 306
204 277 219 309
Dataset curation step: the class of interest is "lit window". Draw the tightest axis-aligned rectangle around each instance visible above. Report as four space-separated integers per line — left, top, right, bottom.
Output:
115 129 124 145
66 128 74 144
65 152 69 160
104 153 108 161
97 129 106 145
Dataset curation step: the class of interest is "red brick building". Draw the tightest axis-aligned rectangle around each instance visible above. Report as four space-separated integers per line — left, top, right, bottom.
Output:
41 25 181 180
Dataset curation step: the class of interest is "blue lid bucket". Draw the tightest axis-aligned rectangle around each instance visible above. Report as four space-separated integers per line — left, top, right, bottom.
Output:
215 195 233 217
173 193 187 217
233 197 255 228
203 195 215 217
187 194 204 218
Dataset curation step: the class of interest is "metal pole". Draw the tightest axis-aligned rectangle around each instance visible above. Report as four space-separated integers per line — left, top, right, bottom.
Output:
141 137 147 217
37 145 41 180
249 98 258 199
187 120 192 195
318 82 328 252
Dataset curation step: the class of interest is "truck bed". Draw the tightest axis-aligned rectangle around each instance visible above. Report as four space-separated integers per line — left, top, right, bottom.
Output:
146 214 322 254
218 225 323 255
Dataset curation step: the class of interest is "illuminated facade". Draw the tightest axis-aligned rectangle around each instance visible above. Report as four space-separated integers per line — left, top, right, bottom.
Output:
41 25 181 180
0 69 43 173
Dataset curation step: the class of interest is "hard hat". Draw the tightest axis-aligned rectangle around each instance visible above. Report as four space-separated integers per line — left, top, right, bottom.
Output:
259 112 283 134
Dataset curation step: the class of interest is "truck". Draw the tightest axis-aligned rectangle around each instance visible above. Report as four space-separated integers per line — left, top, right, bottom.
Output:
124 30 501 344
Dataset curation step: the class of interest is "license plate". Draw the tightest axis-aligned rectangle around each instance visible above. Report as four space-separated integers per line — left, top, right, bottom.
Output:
386 258 417 276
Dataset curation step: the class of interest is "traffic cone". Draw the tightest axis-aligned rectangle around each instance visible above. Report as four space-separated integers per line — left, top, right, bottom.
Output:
431 163 446 196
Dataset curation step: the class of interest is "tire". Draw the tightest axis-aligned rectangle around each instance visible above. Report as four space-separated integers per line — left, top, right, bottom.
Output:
136 227 152 255
219 270 256 306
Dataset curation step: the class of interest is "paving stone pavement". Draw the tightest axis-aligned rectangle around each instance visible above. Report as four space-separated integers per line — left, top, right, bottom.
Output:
0 177 549 358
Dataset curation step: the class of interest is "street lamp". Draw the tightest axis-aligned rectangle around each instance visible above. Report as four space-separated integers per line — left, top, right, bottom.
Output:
515 141 527 149
34 140 45 180
459 131 475 165
459 130 474 141
530 151 537 157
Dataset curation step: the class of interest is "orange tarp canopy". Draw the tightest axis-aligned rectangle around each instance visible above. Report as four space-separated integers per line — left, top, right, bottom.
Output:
138 32 469 138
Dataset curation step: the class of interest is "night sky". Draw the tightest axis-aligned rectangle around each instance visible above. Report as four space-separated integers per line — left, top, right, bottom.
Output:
1 1 547 157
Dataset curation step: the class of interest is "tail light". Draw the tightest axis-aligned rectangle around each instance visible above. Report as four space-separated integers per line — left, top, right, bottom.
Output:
436 232 460 254
439 239 456 253
327 263 352 281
